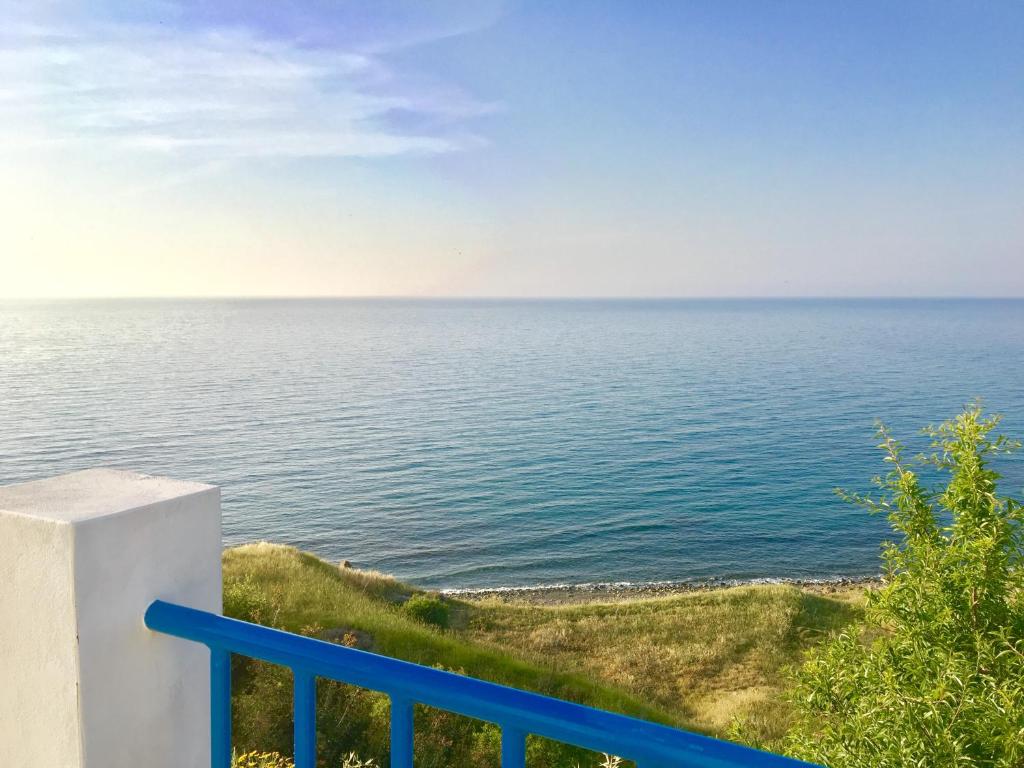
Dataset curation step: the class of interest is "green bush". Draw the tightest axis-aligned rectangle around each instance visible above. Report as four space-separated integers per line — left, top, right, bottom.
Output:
402 593 450 629
783 405 1024 767
224 574 275 625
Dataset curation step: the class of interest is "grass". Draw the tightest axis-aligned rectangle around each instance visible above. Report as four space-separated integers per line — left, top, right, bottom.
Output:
224 542 670 722
222 543 865 765
463 585 863 740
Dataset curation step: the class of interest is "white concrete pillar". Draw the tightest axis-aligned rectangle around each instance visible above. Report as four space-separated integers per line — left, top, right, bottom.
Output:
0 468 221 768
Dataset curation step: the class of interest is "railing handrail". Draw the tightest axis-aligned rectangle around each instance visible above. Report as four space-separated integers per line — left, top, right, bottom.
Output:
145 599 818 768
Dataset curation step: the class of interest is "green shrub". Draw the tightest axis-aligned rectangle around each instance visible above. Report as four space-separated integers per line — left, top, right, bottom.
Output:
402 593 450 629
783 405 1024 767
224 574 275 625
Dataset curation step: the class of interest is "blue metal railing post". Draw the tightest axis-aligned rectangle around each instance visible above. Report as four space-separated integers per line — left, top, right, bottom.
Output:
294 671 317 768
210 648 232 768
501 726 526 767
390 695 414 768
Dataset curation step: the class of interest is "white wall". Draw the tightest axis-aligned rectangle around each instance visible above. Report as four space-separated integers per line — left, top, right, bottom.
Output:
0 469 221 768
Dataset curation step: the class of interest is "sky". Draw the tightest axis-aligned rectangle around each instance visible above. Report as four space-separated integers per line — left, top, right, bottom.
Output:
1 0 1022 298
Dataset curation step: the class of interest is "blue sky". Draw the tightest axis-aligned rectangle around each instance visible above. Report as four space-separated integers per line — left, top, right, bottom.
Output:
1 0 1021 297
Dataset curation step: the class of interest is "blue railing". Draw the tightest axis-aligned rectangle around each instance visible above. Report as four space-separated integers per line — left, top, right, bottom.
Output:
145 600 818 768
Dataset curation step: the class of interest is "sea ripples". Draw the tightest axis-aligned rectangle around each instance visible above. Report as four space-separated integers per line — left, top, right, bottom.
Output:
1 298 1022 588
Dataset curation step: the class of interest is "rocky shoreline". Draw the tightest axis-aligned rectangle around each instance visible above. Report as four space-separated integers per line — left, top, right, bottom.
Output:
443 575 883 605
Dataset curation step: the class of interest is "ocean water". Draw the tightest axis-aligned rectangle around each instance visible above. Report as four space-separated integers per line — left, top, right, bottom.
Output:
1 298 1022 589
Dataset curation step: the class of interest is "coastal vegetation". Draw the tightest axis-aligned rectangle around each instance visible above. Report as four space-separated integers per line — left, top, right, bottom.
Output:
224 544 672 767
780 407 1024 766
225 405 1022 767
223 545 861 765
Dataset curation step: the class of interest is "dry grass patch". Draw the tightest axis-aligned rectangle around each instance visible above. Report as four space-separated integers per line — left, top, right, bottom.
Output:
463 584 863 740
223 544 865 752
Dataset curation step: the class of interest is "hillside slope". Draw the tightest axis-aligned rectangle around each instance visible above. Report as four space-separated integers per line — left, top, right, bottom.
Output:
223 543 862 765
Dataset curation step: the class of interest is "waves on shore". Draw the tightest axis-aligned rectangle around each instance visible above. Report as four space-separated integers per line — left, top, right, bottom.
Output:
441 572 883 602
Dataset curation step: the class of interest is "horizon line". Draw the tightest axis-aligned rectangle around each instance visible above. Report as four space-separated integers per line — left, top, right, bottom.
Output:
2 294 1023 302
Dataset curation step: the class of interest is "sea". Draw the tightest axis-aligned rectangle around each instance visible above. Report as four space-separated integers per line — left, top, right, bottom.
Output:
1 298 1022 589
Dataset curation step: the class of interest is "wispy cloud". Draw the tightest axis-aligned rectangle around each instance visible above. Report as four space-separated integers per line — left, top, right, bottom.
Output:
0 4 498 160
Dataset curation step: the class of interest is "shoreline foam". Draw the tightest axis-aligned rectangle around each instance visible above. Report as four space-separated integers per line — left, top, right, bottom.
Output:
441 574 883 605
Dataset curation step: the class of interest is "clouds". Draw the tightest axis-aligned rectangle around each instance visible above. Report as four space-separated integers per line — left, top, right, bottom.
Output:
0 2 498 160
